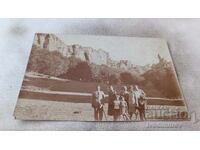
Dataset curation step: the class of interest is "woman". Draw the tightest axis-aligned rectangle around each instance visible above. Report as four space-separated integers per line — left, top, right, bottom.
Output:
120 86 129 113
113 95 121 121
107 85 117 119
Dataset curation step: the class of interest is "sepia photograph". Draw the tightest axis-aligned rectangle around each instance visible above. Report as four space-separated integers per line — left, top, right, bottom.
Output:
1 1 200 149
13 33 188 121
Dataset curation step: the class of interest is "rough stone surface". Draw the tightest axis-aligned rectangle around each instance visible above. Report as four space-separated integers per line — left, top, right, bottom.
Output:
33 33 109 65
33 33 134 68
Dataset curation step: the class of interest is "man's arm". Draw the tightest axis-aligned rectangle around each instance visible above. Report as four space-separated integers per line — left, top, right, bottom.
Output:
101 91 106 105
141 89 146 98
134 92 139 106
91 92 96 107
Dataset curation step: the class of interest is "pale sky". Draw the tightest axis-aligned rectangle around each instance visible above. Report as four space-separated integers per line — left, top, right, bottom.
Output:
58 34 172 66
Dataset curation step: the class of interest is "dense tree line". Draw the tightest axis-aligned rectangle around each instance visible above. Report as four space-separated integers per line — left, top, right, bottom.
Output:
27 46 182 98
27 45 81 77
59 61 93 81
142 63 182 98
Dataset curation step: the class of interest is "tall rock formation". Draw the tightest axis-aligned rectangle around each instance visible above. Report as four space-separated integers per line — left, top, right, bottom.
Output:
33 33 151 73
33 33 71 57
33 33 109 65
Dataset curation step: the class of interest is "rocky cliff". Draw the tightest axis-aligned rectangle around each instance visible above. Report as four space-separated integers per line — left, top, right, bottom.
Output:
33 33 109 65
33 33 70 57
33 33 149 72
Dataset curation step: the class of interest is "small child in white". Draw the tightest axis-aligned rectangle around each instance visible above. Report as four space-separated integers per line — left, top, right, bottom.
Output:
119 96 130 121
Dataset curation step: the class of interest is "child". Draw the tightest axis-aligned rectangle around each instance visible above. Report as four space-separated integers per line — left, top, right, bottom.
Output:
119 96 130 121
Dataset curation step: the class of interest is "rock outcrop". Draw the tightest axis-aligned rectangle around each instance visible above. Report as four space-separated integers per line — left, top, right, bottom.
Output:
33 33 150 72
68 44 109 65
33 33 109 65
33 33 70 57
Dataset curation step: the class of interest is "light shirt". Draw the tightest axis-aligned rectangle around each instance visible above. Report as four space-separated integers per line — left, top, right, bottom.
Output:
129 91 137 105
114 100 121 109
94 91 105 103
134 89 146 105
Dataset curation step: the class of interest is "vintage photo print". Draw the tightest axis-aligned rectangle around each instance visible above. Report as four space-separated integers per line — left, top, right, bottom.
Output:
14 33 188 121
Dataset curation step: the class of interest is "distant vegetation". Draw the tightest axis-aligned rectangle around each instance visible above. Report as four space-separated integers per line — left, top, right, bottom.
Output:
27 45 81 76
142 60 182 98
59 61 93 82
27 45 182 98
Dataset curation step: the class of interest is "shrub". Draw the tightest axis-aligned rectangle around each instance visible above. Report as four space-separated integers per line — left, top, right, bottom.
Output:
120 72 134 84
65 62 93 81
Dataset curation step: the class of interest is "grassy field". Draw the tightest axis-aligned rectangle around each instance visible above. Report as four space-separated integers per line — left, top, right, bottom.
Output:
15 74 188 120
23 76 109 93
20 76 186 106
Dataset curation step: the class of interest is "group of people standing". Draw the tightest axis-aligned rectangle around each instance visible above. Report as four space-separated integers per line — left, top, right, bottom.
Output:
91 85 146 121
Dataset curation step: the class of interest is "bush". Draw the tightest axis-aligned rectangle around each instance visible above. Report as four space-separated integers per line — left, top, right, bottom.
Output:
61 61 93 81
27 45 83 77
142 62 182 98
108 74 119 85
120 72 134 84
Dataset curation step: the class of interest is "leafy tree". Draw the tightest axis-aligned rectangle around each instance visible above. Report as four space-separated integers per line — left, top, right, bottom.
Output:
65 62 93 81
120 72 134 84
142 61 182 98
109 74 119 85
27 45 70 77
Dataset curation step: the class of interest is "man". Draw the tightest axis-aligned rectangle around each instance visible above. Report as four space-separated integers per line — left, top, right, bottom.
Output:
128 85 139 120
92 85 106 121
107 85 117 119
135 85 146 121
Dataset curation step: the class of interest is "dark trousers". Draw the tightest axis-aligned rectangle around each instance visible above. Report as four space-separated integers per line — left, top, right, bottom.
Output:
94 107 103 121
138 103 145 121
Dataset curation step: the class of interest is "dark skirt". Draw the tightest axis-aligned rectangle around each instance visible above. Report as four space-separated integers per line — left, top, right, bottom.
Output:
113 109 121 117
108 104 114 116
128 104 137 114
113 109 121 121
